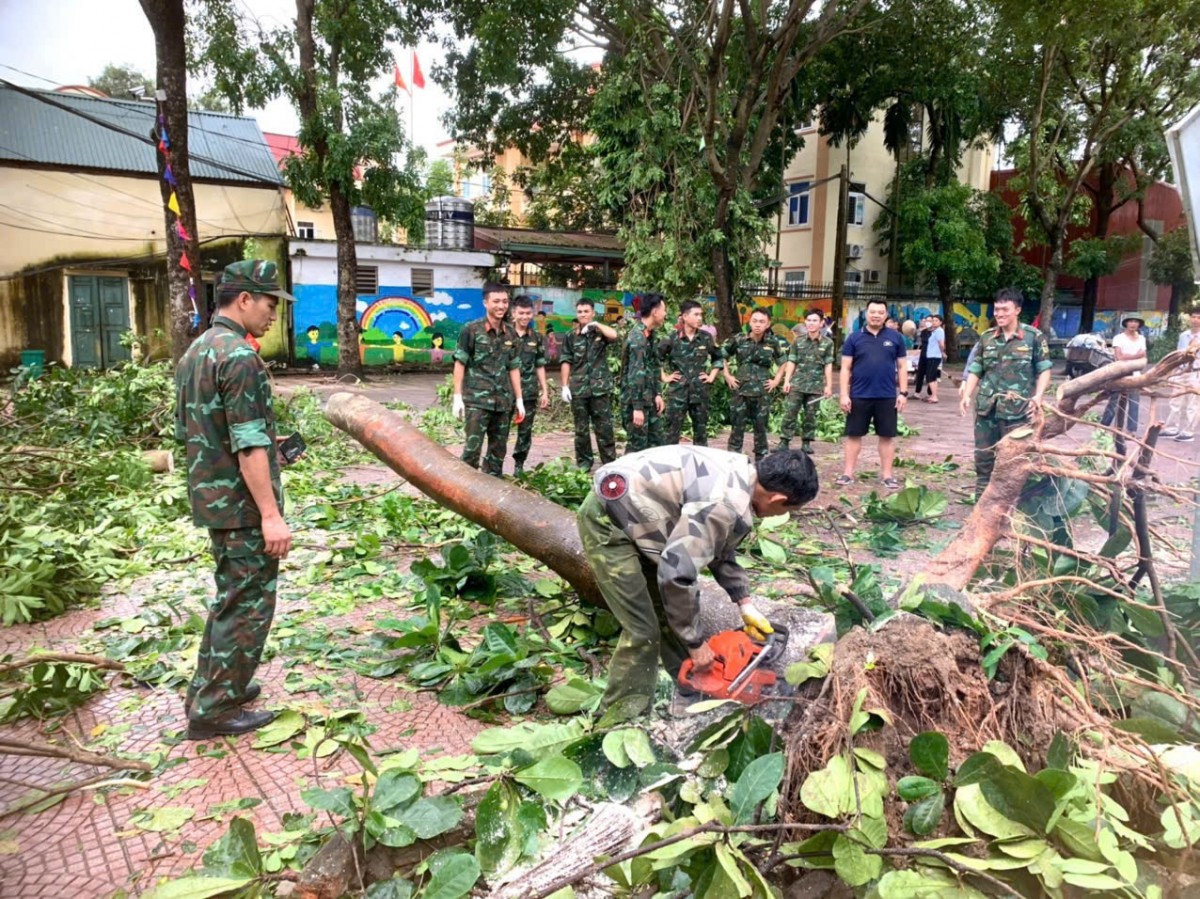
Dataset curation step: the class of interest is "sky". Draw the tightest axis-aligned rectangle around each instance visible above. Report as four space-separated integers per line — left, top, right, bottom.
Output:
0 0 455 160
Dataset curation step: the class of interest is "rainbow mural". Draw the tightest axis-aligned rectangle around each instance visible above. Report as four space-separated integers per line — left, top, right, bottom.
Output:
360 296 435 339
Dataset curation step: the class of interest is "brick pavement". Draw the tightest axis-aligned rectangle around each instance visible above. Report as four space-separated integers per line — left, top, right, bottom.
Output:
3 369 1196 897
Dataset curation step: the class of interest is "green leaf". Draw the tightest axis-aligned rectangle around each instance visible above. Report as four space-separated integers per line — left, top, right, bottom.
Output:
365 879 414 899
475 782 523 876
132 807 195 833
897 776 940 802
142 875 256 899
622 729 656 769
372 771 422 814
421 849 481 899
544 678 603 715
513 755 583 802
978 765 1056 833
300 787 355 818
909 732 949 781
832 834 883 886
1060 872 1127 890
877 868 989 898
726 716 775 782
471 720 588 759
729 752 784 825
200 817 261 878
602 730 632 768
712 841 754 897
1045 731 1074 770
250 710 305 748
758 538 787 566
953 784 1033 840
903 793 945 836
954 752 1003 787
800 754 853 819
394 796 462 839
1161 803 1200 848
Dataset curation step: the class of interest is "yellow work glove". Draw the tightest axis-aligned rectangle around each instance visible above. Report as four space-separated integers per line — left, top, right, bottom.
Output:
740 600 774 642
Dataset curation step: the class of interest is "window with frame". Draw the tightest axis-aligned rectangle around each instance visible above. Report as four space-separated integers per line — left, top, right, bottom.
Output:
783 270 807 297
296 221 315 240
411 267 434 298
787 181 811 226
847 182 866 227
354 265 379 295
351 206 378 243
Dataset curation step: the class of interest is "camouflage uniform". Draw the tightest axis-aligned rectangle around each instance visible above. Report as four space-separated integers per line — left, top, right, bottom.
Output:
779 334 834 449
175 310 283 724
621 324 664 454
511 326 547 472
454 318 520 477
662 328 722 445
577 446 756 720
721 332 784 460
968 324 1052 493
562 324 617 468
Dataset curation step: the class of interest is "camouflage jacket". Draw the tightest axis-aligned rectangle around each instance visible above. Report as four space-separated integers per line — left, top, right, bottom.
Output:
720 332 785 397
621 324 662 413
453 318 520 411
969 324 1052 419
661 328 722 403
787 334 835 395
562 325 615 398
174 315 282 529
512 326 548 397
593 446 753 647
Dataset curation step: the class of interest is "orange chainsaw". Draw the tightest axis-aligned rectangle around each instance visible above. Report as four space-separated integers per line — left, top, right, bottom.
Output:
677 625 789 706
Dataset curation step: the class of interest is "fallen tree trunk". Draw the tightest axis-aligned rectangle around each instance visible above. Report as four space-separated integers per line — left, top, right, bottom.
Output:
323 391 605 607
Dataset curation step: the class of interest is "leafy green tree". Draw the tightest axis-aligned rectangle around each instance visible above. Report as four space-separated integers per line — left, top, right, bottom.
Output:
1148 224 1199 323
999 0 1200 335
189 0 430 376
438 0 871 336
425 159 456 200
88 63 155 99
473 165 517 228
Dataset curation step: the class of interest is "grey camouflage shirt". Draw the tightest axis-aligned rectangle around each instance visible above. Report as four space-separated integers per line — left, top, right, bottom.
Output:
593 446 755 646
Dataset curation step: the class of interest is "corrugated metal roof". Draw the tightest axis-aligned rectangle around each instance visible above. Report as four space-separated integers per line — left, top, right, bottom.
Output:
0 85 282 185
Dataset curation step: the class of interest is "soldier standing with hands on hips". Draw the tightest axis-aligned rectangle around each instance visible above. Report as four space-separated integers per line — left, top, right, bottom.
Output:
175 260 298 740
662 300 723 445
721 308 785 461
452 283 526 477
621 293 668 453
561 300 619 469
778 309 834 454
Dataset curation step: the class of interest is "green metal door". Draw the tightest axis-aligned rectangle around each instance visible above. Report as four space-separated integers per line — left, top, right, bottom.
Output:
69 276 130 368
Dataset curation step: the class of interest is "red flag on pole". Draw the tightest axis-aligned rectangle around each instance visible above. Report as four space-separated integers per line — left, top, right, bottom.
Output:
412 53 425 89
394 62 409 94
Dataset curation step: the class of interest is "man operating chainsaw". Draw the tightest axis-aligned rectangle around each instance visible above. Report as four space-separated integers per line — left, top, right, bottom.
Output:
577 446 818 720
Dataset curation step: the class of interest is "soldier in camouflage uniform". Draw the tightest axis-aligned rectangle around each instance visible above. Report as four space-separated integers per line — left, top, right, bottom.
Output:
721 308 785 461
960 288 1052 495
175 260 297 740
578 447 818 720
452 283 526 477
561 300 619 468
662 300 723 445
509 295 549 476
621 294 668 454
778 309 835 453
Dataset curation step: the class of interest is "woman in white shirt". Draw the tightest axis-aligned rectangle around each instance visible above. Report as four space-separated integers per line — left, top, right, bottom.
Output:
1101 315 1146 432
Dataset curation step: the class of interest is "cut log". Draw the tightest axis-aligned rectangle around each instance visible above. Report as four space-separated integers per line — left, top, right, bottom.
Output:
323 391 605 608
491 795 661 899
142 449 175 473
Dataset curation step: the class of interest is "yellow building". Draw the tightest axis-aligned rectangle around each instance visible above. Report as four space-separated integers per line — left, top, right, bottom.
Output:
766 111 996 293
0 85 291 367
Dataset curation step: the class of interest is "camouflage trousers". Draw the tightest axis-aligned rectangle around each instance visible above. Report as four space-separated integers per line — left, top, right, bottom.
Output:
727 394 771 460
974 414 1027 495
622 403 664 455
511 407 537 468
463 406 513 477
186 526 278 723
577 492 689 722
778 391 822 447
571 394 616 469
664 395 709 446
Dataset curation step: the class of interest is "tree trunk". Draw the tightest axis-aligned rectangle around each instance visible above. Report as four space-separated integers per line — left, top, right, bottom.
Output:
711 195 739 340
140 0 203 362
1037 236 1064 336
330 187 363 377
1081 166 1117 334
322 392 605 608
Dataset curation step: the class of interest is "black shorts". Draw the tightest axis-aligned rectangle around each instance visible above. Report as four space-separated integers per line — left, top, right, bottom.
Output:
846 397 898 438
923 357 943 382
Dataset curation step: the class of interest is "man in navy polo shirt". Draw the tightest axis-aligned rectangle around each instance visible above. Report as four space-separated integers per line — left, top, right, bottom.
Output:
837 300 908 489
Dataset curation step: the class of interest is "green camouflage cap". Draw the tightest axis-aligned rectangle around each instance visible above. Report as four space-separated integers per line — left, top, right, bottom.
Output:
220 260 296 301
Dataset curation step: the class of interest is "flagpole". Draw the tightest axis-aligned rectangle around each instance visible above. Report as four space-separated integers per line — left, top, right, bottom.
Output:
409 50 415 145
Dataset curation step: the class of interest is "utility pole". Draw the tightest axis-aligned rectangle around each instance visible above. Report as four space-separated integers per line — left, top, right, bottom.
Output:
831 164 849 340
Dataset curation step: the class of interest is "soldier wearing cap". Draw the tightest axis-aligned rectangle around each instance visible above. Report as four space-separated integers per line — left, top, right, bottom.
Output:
175 260 297 739
577 447 818 720
960 287 1052 495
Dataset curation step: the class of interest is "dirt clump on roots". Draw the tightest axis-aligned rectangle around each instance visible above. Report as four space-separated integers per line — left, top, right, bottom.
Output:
780 616 1068 819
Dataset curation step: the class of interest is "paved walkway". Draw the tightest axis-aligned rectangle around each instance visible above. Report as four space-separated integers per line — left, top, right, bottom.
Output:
2 368 1195 897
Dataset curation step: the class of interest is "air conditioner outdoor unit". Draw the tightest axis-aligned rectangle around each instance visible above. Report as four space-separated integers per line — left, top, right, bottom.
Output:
868 269 881 283
846 243 864 259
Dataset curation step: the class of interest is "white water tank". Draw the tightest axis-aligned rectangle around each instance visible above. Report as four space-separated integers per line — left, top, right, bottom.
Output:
424 196 475 249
